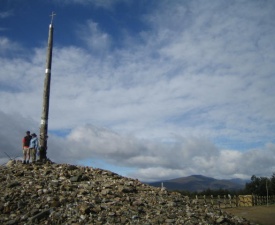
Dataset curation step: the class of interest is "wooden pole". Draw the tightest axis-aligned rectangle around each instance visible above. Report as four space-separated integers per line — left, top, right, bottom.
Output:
39 12 56 161
265 178 268 206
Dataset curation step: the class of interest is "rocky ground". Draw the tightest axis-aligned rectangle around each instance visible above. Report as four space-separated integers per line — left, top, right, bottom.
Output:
0 160 253 225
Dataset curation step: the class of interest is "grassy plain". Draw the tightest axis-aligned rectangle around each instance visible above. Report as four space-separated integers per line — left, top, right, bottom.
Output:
224 205 275 225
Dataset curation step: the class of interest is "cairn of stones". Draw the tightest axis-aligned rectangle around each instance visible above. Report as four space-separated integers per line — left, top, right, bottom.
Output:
0 160 252 225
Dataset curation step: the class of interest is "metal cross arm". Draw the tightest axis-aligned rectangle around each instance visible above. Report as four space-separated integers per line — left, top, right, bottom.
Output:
50 12 56 24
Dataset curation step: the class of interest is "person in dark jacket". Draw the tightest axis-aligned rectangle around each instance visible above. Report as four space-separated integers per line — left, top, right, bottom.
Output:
22 131 32 164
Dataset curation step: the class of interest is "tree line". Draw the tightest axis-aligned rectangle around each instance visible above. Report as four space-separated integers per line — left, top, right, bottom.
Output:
245 173 275 196
177 173 275 197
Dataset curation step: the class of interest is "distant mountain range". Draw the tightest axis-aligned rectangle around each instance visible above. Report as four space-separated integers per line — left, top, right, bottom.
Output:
147 175 249 192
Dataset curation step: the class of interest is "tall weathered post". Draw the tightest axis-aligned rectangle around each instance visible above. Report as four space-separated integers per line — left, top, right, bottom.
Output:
39 12 56 161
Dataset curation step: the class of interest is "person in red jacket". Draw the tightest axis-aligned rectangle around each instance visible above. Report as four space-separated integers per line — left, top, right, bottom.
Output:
22 131 32 164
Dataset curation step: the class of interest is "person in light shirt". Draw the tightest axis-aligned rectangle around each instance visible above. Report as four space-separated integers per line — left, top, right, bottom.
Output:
29 133 39 163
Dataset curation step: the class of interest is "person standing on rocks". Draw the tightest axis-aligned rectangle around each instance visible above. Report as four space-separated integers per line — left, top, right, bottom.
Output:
22 131 32 164
29 133 39 163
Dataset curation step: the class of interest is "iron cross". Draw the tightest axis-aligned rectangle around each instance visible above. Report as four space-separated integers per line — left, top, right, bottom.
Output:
50 12 56 24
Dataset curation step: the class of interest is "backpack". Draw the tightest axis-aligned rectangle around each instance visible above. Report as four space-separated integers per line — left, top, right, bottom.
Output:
24 135 32 147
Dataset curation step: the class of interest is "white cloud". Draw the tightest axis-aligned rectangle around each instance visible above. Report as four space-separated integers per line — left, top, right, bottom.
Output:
76 20 112 52
55 0 126 9
0 37 22 53
0 10 13 19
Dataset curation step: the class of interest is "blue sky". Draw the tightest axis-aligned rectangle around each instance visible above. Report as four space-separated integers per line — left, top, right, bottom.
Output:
1 0 275 182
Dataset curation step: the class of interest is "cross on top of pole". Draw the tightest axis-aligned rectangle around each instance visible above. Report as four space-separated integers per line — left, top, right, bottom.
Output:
50 12 56 24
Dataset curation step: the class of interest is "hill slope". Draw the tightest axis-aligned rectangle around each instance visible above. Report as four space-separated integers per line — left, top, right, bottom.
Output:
0 161 251 224
148 175 246 192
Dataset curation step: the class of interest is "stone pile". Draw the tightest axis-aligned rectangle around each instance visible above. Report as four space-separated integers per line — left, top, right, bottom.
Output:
0 160 252 225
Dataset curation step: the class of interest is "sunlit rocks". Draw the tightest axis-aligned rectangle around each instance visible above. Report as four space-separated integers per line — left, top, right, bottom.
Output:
0 160 251 224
